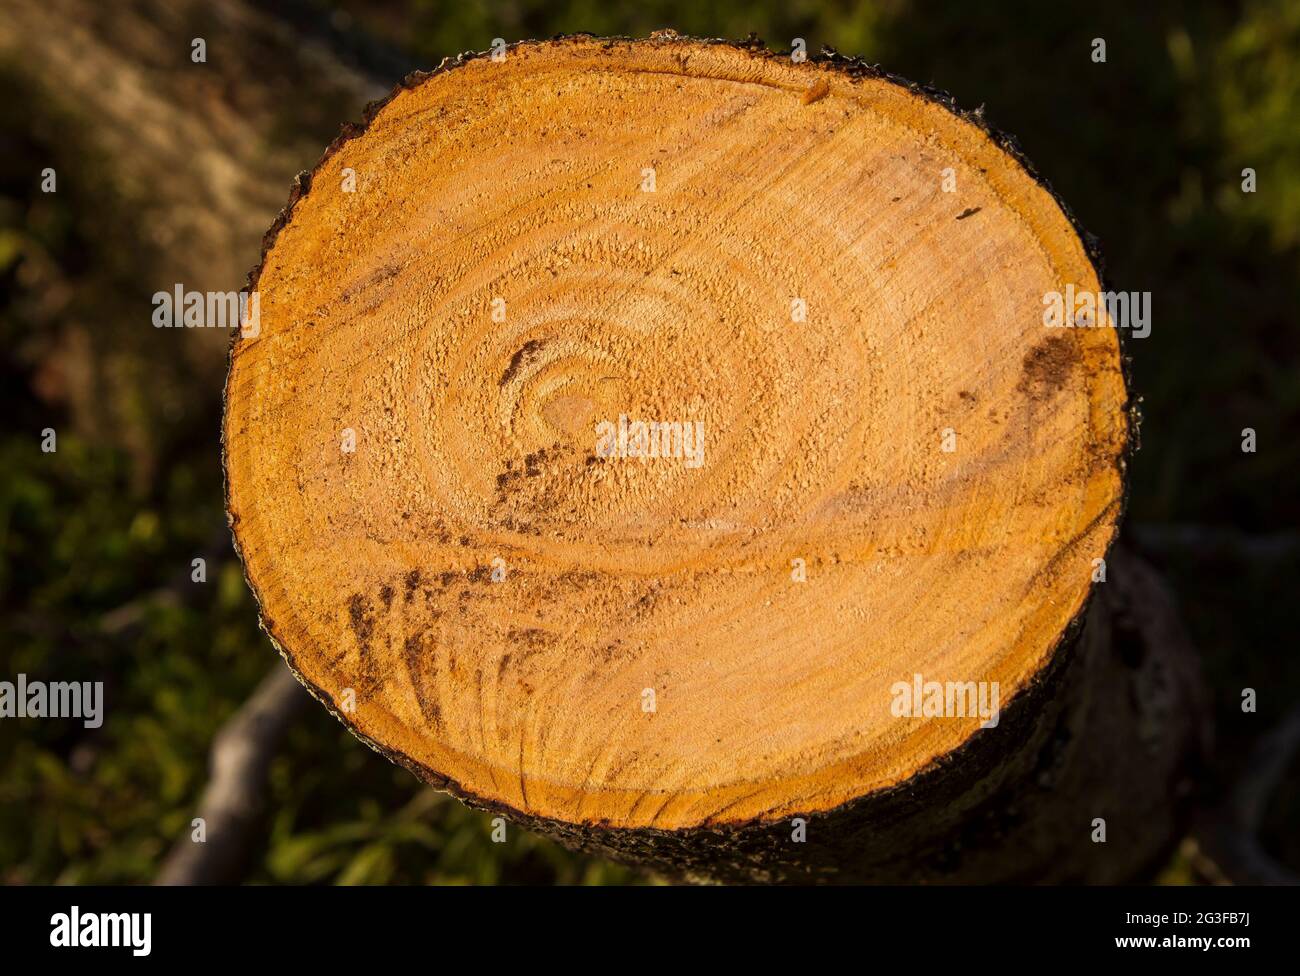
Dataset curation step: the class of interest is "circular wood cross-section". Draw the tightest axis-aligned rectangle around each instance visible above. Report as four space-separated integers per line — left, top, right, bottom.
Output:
224 36 1128 831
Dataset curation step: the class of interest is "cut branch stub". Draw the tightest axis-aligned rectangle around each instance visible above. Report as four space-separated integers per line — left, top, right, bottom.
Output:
224 37 1130 870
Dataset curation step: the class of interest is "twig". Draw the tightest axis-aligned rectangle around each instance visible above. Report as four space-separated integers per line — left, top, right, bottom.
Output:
1189 704 1300 885
155 663 310 885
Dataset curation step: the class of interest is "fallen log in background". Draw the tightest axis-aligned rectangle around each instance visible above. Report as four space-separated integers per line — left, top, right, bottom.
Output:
224 35 1205 882
0 0 406 485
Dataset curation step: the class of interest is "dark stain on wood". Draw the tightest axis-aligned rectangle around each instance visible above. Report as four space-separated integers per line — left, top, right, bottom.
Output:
346 592 379 694
347 593 375 648
402 630 440 728
500 338 547 387
1018 334 1077 400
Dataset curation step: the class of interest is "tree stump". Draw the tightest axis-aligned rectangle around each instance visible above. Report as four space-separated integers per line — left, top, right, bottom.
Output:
223 35 1203 882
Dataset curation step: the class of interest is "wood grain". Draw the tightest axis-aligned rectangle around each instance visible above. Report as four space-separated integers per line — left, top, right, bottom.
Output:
224 36 1129 833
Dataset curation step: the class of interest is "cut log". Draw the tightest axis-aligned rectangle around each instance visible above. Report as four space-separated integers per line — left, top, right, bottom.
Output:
224 35 1200 882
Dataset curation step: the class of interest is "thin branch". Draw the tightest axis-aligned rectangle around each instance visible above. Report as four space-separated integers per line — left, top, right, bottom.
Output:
155 663 310 885
1190 704 1300 885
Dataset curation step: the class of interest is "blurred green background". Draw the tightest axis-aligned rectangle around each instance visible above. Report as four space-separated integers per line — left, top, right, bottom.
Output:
1 0 1297 883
